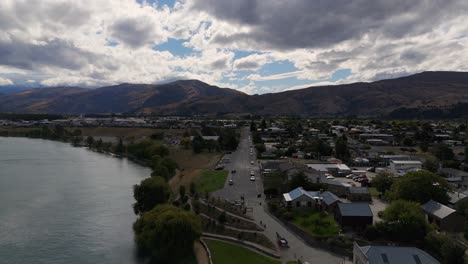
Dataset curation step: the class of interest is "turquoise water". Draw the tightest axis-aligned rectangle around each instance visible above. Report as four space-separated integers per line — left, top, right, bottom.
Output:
0 137 151 264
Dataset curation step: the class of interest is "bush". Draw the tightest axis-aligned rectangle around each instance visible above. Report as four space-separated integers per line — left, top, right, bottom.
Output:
363 225 380 240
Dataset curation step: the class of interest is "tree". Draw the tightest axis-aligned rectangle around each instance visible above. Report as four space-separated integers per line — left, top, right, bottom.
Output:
423 156 440 173
179 185 186 199
189 182 196 196
289 171 327 191
250 120 257 132
133 205 201 263
86 136 94 146
133 176 171 215
432 144 454 161
180 137 191 149
335 136 350 161
464 145 468 163
260 119 267 130
402 137 414 146
376 200 429 242
218 211 227 225
387 170 450 204
456 198 468 217
114 138 125 154
425 232 465 264
191 135 204 153
372 172 394 195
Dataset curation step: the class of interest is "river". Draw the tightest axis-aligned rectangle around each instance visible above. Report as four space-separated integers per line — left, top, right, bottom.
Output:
0 137 151 264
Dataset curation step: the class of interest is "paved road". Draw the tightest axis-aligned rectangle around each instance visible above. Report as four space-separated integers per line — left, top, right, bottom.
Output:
213 128 344 263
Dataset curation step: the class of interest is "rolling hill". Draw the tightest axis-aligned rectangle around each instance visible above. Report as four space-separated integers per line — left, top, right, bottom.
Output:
1 71 468 117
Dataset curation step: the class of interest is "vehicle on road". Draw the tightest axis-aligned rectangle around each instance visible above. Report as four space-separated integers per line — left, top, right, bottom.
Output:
250 161 254 165
231 170 236 173
250 176 256 181
276 232 289 248
228 179 234 185
250 170 255 176
326 175 335 179
215 164 224 170
345 174 355 178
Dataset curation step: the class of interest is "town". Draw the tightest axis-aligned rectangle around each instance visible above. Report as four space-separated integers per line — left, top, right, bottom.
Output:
1 115 468 264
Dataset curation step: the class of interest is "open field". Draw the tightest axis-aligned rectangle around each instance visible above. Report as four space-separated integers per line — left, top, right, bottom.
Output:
292 210 340 237
205 239 280 264
168 148 222 192
77 127 185 138
195 169 228 194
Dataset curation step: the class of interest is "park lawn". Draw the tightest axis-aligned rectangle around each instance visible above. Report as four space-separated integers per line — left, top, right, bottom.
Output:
205 239 280 264
195 169 228 194
292 210 340 237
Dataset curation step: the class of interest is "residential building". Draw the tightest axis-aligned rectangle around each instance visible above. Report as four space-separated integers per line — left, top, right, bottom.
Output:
389 160 422 176
335 203 373 229
439 168 468 189
353 242 439 264
347 187 372 202
282 187 340 212
421 200 465 233
306 163 352 177
448 191 468 208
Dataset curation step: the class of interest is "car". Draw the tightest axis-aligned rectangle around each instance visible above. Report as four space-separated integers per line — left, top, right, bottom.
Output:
231 170 236 174
326 175 335 179
250 161 254 165
250 152 253 155
228 179 234 185
250 176 256 181
250 171 255 176
346 174 355 178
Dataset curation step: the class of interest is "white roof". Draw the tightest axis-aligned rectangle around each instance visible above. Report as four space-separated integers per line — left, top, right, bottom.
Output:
390 160 422 165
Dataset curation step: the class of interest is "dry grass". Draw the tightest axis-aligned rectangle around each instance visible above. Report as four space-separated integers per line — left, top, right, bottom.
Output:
77 127 185 138
169 147 222 192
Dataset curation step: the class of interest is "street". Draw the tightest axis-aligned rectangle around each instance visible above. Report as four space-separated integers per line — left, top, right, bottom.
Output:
213 128 343 263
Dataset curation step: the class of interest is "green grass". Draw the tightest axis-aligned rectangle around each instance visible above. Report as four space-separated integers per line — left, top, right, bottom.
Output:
196 169 228 194
292 210 340 237
369 187 380 197
206 239 280 264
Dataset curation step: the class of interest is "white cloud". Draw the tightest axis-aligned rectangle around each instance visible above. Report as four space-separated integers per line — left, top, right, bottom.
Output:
0 77 13 85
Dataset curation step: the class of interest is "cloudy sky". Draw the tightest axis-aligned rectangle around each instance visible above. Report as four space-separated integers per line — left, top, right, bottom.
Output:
0 0 468 94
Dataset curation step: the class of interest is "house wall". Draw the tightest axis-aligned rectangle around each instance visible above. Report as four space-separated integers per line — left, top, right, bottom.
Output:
440 213 465 233
336 213 373 229
348 192 371 202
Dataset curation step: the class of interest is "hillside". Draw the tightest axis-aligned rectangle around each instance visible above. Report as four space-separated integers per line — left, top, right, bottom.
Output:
1 71 468 117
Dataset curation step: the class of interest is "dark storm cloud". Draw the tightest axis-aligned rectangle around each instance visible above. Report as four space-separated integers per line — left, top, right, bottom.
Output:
0 39 98 70
109 18 160 48
192 0 468 50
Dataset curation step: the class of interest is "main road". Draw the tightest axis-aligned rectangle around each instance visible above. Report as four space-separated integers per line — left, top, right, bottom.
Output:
213 128 344 264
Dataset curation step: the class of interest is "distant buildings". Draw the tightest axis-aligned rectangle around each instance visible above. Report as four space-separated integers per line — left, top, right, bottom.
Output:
421 200 465 233
335 203 373 229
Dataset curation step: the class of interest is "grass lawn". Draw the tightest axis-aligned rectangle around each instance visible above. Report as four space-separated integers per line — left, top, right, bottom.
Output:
369 187 380 197
195 169 228 194
205 239 280 264
292 210 340 237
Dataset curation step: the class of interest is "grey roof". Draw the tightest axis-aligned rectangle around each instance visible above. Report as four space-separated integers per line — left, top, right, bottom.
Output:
262 161 282 170
283 187 339 206
421 200 456 219
337 203 373 217
439 168 468 177
448 191 468 205
348 187 370 194
359 245 440 264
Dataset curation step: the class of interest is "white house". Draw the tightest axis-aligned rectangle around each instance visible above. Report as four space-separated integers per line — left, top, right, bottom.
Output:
389 160 422 176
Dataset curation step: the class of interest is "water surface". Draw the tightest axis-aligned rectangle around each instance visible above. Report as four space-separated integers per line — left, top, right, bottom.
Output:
0 137 150 264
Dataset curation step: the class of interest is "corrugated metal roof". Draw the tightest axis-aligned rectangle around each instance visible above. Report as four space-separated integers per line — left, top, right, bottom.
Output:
337 203 373 217
359 245 440 264
421 200 456 219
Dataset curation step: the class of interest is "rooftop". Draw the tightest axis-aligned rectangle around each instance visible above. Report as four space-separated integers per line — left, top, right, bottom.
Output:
356 243 440 264
337 203 373 217
421 200 456 219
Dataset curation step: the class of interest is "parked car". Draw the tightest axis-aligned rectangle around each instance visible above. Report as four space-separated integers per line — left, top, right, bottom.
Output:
231 170 236 174
346 174 356 178
250 161 254 165
326 175 335 179
228 179 234 185
250 170 255 176
250 176 256 181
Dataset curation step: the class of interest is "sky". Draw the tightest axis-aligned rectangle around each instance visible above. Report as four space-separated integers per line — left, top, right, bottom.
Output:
0 0 468 94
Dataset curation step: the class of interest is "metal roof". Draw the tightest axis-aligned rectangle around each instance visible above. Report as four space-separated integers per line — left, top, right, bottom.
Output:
421 200 456 219
358 245 440 264
348 187 370 194
337 203 373 217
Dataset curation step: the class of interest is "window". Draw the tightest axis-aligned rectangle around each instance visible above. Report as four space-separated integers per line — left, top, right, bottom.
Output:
296 201 300 207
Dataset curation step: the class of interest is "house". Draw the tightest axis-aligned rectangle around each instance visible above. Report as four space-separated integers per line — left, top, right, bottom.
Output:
389 160 422 176
306 163 352 177
260 161 283 176
353 242 440 264
439 168 468 188
421 200 465 233
335 203 373 229
448 191 468 208
323 178 352 197
282 187 340 212
347 187 372 202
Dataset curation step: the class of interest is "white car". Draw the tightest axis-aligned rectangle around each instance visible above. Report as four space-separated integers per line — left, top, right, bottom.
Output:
250 170 255 176
326 175 335 179
250 161 254 165
250 176 256 181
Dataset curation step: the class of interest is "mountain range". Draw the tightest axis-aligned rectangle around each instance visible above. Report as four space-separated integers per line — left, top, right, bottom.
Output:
1 71 468 118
